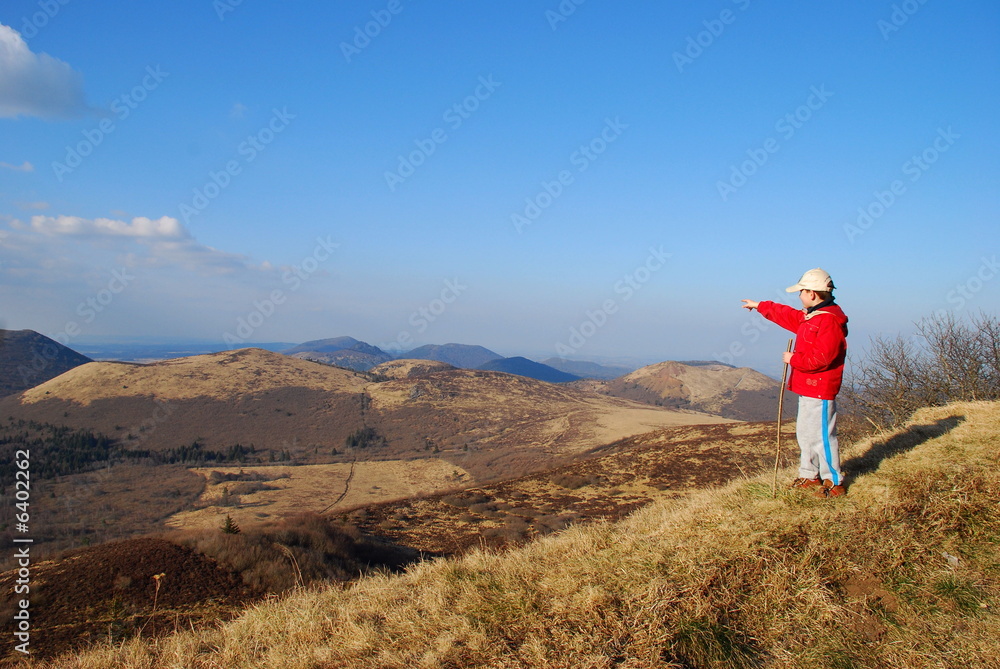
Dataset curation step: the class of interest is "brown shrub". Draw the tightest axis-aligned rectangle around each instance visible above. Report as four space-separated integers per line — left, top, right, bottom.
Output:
441 492 491 508
169 512 418 593
551 473 602 489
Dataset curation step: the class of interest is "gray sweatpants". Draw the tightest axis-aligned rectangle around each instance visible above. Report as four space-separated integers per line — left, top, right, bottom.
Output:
796 396 843 485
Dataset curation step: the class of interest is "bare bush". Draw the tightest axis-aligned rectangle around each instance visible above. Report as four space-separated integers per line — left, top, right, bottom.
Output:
169 512 418 593
441 492 491 508
846 311 1000 433
226 481 278 495
551 473 602 490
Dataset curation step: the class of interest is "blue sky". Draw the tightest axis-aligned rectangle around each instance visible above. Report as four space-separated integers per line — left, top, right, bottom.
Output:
1 0 997 376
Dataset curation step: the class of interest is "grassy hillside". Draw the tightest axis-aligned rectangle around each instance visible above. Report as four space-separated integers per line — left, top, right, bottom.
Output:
347 421 798 556
579 360 796 422
30 400 999 668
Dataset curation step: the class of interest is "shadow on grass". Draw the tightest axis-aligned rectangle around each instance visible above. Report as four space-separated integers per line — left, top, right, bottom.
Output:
843 415 965 477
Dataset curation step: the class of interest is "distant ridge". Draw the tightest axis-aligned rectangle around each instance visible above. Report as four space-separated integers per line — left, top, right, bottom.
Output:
283 336 392 372
477 357 580 383
541 358 634 380
284 336 366 354
404 343 503 369
0 329 92 398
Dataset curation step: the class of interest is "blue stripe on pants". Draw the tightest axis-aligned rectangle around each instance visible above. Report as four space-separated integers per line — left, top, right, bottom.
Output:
821 399 839 486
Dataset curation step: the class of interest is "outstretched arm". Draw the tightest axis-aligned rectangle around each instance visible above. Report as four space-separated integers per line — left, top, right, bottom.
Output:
741 299 760 310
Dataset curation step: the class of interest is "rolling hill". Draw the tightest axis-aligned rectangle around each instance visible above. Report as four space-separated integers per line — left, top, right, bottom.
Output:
0 329 91 398
0 348 731 482
0 348 369 456
575 359 795 421
369 358 457 379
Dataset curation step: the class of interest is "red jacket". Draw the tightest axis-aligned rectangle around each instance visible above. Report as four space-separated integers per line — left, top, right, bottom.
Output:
757 301 849 400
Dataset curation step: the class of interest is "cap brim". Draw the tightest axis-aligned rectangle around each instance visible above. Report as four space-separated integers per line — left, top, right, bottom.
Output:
785 284 803 293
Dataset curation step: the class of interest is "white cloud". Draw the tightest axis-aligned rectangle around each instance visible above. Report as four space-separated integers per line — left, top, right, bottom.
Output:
0 24 89 120
7 214 268 277
29 215 191 239
0 214 324 340
0 160 33 171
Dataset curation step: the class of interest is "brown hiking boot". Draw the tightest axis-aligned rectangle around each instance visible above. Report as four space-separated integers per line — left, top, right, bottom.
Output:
814 479 847 498
791 477 824 490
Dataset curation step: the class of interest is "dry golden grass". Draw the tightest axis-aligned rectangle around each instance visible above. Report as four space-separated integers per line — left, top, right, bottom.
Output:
166 459 472 531
14 349 366 405
24 401 1000 668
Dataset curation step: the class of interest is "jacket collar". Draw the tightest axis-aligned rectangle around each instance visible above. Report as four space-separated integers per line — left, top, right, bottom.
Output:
807 297 836 314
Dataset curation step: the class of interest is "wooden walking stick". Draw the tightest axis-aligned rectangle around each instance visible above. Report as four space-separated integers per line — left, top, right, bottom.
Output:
772 338 794 497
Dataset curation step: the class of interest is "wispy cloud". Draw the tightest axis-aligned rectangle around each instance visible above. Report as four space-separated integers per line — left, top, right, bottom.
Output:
28 214 191 239
0 24 89 120
15 201 48 211
0 160 33 171
6 214 268 277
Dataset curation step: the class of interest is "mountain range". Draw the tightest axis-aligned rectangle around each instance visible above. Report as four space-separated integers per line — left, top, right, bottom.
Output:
0 346 730 482
282 338 596 382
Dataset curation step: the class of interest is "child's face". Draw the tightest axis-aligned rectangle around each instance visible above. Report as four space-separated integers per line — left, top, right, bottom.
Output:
799 290 823 309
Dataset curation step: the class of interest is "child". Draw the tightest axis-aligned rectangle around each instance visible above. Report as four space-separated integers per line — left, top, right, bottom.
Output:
741 268 849 498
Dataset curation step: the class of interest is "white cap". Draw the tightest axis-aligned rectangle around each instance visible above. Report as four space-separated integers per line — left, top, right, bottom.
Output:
786 268 835 293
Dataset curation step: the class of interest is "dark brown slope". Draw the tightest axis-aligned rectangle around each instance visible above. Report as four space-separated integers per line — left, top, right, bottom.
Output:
0 329 91 398
344 419 798 556
0 537 255 662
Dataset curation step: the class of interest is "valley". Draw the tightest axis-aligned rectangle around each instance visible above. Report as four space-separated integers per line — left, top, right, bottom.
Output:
0 332 795 662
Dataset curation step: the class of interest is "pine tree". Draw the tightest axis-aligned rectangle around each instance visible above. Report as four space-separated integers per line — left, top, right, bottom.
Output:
221 514 241 534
